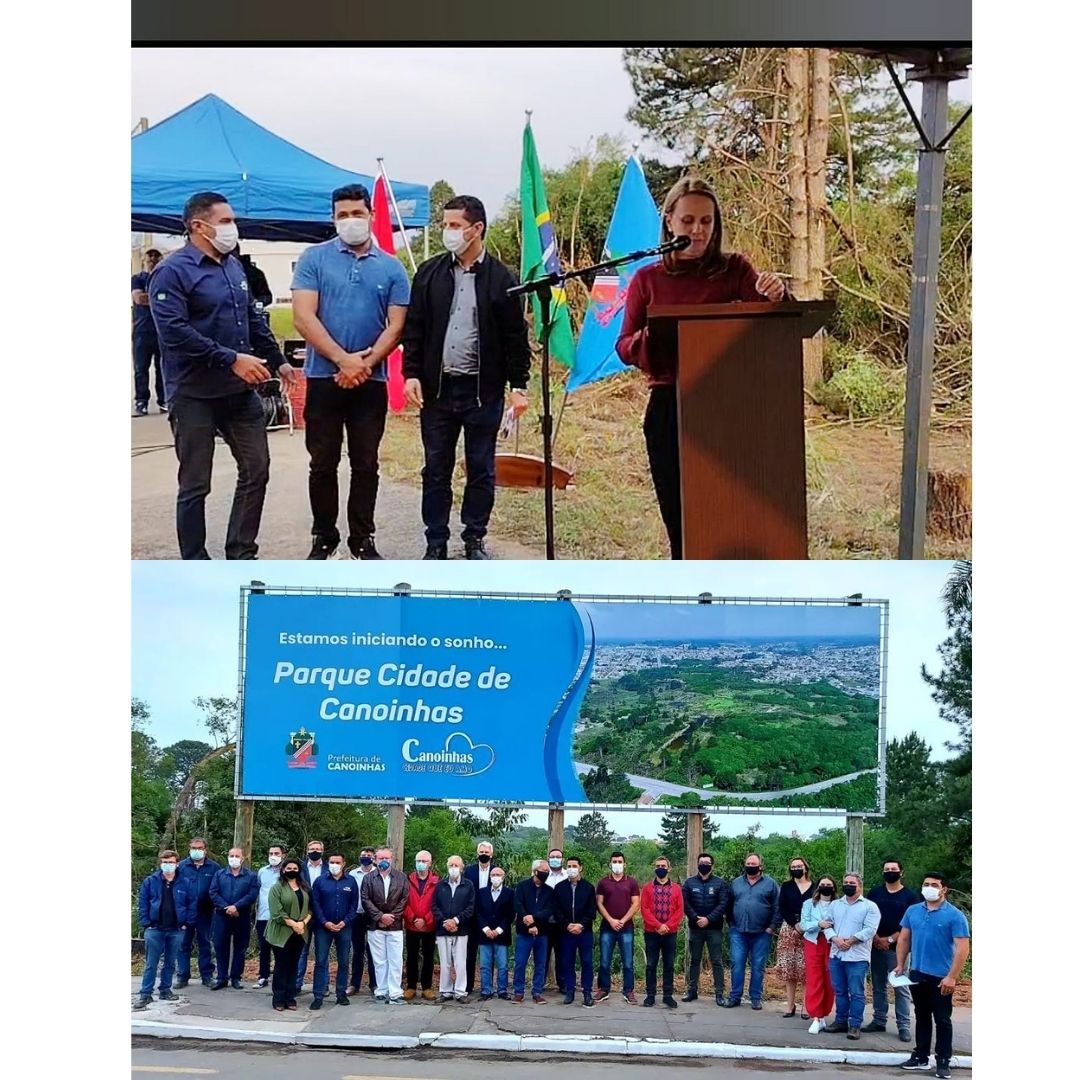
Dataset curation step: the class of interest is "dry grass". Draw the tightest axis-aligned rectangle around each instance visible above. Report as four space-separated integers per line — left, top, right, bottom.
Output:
378 364 971 561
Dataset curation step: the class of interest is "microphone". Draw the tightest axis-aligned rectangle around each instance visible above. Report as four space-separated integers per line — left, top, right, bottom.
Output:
660 235 693 254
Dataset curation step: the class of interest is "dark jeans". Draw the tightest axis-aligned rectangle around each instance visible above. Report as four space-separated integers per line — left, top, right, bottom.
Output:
304 376 388 547
349 920 377 991
133 331 165 407
211 911 253 983
313 926 352 1000
598 925 635 994
546 923 565 989
420 376 503 543
644 932 677 998
911 971 955 1063
513 933 548 998
295 936 311 992
169 391 270 560
140 928 183 997
255 919 273 980
728 929 771 1004
405 930 436 991
272 934 304 1008
688 923 726 997
559 929 594 996
177 908 215 981
465 931 481 993
643 385 682 559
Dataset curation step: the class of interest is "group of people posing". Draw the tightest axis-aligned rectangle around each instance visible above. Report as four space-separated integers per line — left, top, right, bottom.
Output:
137 840 968 1079
136 175 788 562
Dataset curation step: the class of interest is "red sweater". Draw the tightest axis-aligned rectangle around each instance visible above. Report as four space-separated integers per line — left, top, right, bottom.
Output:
404 871 441 932
615 255 780 387
640 878 685 933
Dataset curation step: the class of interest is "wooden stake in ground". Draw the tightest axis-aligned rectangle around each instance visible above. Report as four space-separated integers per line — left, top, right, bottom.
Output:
805 47 830 387
927 469 972 540
786 49 811 382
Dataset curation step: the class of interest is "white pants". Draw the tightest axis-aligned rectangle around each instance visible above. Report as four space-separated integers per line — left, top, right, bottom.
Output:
437 935 469 997
368 929 404 999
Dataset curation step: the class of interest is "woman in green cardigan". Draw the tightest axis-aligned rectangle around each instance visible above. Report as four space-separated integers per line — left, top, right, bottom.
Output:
267 856 312 1011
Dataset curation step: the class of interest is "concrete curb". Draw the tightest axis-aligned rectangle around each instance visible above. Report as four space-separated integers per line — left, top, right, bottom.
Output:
131 1020 972 1067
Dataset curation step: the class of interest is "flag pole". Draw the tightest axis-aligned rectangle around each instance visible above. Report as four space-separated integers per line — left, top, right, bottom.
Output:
376 157 417 274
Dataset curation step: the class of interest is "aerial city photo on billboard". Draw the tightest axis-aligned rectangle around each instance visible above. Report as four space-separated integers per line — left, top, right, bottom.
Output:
239 590 885 812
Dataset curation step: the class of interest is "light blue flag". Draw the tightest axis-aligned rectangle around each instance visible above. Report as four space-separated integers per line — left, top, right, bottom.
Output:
568 156 661 391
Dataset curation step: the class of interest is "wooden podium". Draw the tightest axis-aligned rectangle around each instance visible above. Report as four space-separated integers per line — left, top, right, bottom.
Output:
647 301 833 560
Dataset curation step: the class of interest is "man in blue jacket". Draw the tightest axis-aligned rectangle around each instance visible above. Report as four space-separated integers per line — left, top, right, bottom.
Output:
309 852 358 1009
175 838 221 988
682 852 730 1005
209 847 260 990
136 849 195 1008
475 865 515 1001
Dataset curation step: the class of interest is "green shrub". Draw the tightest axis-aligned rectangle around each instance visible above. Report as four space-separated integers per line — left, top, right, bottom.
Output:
818 354 903 419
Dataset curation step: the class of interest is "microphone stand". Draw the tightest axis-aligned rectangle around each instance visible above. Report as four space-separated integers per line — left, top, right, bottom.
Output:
508 239 685 560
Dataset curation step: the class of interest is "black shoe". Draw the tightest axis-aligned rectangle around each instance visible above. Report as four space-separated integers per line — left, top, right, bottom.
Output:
716 996 726 1007
498 992 511 1000
337 995 350 1005
862 1021 888 1033
582 995 595 1008
682 991 698 1002
173 978 189 989
134 403 148 416
423 542 448 560
210 982 227 991
135 995 152 1009
900 1055 932 1071
350 536 383 560
935 1062 952 1080
307 537 339 560
201 977 213 988
563 993 575 1005
724 999 742 1008
480 993 493 1001
158 402 169 414
158 990 179 1002
642 995 655 1007
464 539 492 560
309 998 322 1010
751 1000 763 1010
231 979 243 989
899 1029 912 1043
847 1028 861 1040
663 996 678 1009
822 1022 848 1034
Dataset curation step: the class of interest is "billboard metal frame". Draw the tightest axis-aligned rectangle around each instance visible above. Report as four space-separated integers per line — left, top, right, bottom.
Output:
235 584 889 818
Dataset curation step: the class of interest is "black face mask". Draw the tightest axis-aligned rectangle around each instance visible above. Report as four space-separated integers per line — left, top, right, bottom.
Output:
745 866 761 876
282 869 299 880
698 863 713 876
883 871 902 884
360 857 373 866
790 868 805 879
536 871 549 883
819 886 835 897
308 851 322 862
842 884 858 897
655 867 669 879
477 853 491 864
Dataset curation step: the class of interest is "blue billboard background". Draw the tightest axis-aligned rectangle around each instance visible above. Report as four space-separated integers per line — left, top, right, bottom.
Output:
239 594 883 807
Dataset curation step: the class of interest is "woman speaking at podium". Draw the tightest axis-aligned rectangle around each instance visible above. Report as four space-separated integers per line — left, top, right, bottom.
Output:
616 176 787 559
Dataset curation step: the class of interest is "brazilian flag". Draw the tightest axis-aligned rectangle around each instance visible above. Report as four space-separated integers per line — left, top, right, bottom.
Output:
520 120 576 370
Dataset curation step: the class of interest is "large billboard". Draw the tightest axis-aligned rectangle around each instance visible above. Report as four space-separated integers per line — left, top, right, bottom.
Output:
238 591 886 812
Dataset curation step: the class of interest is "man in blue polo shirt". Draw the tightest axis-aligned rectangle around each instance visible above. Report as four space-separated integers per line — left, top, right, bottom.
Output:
896 872 970 1080
150 191 295 560
292 184 410 560
131 247 166 416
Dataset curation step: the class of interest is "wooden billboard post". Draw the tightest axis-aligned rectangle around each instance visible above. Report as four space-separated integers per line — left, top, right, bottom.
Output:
233 799 255 857
548 804 565 856
845 813 865 878
387 803 406 867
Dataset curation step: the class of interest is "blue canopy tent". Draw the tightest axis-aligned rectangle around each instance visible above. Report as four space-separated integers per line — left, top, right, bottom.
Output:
131 94 429 242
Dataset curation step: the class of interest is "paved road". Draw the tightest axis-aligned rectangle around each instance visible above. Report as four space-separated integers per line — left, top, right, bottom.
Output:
132 1042 866 1079
131 413 542 561
573 763 877 803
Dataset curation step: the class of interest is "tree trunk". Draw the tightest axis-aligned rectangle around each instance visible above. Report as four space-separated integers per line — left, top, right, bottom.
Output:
786 49 810 301
805 48 830 386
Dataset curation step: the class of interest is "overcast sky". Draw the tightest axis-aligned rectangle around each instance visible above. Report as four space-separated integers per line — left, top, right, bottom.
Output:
131 47 972 221
132 559 958 840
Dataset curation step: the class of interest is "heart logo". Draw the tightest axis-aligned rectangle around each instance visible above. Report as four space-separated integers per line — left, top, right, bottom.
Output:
444 731 496 777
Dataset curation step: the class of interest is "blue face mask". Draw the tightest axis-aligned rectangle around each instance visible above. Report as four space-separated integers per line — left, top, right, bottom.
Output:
378 859 391 871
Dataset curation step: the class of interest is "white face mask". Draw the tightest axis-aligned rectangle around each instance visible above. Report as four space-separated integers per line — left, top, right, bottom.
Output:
330 863 344 876
228 856 242 869
161 863 177 875
442 227 470 254
203 222 238 254
611 863 624 875
268 855 282 867
336 217 371 246
490 876 503 889
922 886 942 902
448 867 461 881
568 867 580 880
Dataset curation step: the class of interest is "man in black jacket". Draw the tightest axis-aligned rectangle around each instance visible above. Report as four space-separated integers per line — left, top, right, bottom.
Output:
513 859 555 1003
475 866 515 1000
432 856 476 1002
402 195 531 560
682 851 730 1005
552 857 597 1007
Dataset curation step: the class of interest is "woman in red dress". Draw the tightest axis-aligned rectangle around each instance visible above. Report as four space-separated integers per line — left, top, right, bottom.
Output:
615 176 787 559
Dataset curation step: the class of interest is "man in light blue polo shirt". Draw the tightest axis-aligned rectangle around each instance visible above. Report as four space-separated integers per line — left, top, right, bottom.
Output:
292 184 410 560
896 872 970 1080
820 872 880 1040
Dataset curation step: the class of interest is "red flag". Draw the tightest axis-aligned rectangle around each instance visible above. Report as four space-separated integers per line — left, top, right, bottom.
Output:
373 176 406 412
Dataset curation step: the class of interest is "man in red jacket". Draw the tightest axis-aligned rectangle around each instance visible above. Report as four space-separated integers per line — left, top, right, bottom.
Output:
640 855 684 1009
404 849 440 1000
